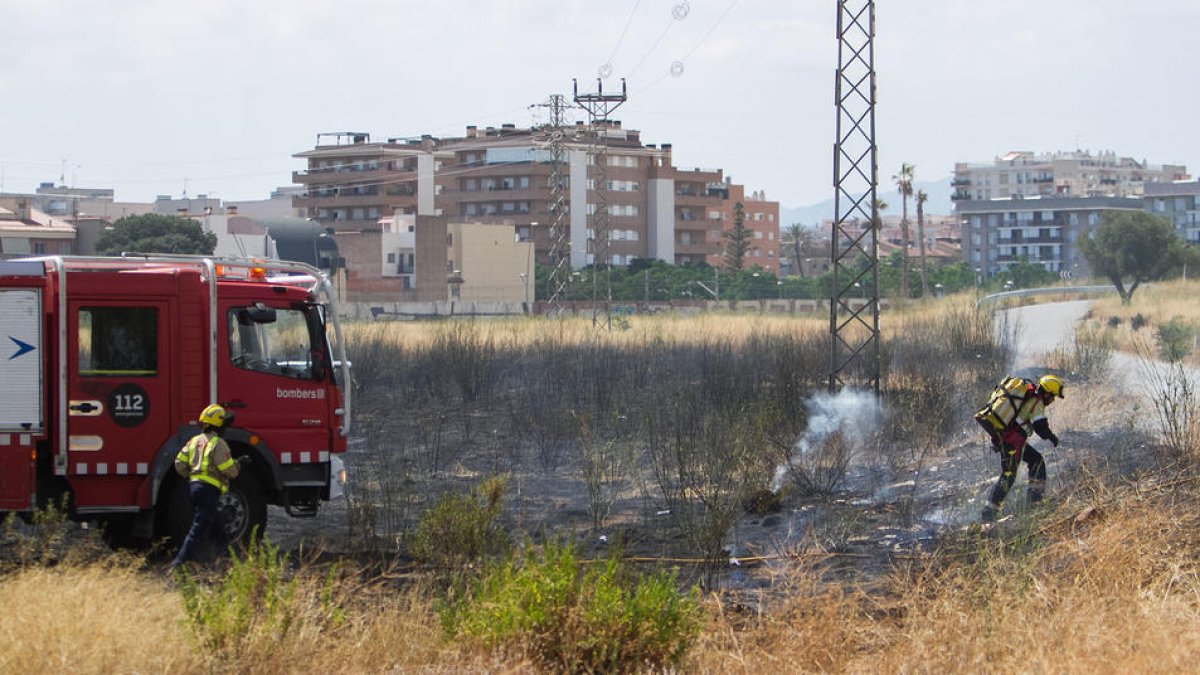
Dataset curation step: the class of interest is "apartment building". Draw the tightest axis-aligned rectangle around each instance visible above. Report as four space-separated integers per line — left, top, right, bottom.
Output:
291 123 780 301
952 150 1188 203
0 196 76 258
958 196 1144 279
1144 180 1200 244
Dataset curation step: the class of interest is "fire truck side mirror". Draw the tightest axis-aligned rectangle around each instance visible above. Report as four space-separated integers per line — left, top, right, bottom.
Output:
243 303 277 324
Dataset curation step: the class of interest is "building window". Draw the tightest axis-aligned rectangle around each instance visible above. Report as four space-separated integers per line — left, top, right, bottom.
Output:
708 210 721 220
465 203 477 216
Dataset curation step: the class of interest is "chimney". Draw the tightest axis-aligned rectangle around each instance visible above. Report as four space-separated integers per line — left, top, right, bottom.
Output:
466 125 477 138
226 205 238 215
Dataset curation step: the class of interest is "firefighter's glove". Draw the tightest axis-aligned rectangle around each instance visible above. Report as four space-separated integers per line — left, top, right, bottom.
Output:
237 455 253 466
1049 433 1060 448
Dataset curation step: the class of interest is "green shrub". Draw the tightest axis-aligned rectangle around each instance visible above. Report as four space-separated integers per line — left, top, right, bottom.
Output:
1107 315 1123 328
1156 316 1195 362
409 476 509 567
441 540 701 673
176 533 347 657
0 497 102 569
1131 313 1149 331
176 533 298 654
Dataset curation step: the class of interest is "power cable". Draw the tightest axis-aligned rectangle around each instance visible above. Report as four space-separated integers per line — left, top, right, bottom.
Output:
628 1 690 78
630 0 741 96
599 0 643 80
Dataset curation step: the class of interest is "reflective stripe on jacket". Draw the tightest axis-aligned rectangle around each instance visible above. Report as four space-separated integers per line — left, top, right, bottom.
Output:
174 432 239 493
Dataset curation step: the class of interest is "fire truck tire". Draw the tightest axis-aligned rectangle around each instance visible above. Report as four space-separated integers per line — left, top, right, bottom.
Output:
220 475 267 546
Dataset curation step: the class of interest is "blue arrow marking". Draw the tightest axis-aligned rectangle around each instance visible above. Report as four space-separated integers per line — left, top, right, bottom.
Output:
8 336 35 360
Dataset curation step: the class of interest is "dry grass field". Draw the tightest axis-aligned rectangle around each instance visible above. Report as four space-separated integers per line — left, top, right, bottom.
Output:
4 295 1200 673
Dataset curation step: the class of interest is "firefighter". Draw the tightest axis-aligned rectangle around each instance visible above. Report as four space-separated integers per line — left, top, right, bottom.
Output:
171 404 248 568
975 374 1064 522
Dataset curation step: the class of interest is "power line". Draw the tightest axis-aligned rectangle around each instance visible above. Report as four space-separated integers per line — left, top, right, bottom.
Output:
628 1 690 78
599 0 643 79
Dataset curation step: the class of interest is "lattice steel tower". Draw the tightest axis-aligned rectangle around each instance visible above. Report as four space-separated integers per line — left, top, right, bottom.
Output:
535 94 571 315
830 0 880 394
573 77 627 328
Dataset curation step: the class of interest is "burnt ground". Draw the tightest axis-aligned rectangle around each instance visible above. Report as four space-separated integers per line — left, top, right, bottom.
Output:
261 300 1166 598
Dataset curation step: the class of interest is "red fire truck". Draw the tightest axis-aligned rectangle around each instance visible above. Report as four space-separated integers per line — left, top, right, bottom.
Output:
0 254 350 545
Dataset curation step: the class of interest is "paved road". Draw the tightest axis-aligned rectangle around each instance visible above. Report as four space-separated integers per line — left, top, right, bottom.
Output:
1001 300 1092 374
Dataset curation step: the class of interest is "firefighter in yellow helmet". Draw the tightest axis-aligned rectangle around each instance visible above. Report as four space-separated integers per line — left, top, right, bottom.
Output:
974 374 1064 522
171 404 248 568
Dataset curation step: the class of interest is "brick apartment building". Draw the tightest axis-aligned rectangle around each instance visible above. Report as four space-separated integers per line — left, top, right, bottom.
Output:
292 124 779 301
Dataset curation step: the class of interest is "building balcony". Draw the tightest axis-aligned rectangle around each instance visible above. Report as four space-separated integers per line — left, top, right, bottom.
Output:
293 168 416 186
293 194 393 209
675 242 715 256
951 177 971 186
674 192 717 207
997 236 1061 245
951 191 972 201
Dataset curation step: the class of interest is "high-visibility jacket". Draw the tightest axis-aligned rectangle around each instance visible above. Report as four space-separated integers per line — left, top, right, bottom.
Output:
174 431 240 493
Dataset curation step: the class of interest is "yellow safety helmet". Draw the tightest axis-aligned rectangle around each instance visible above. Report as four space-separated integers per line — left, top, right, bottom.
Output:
1038 374 1064 399
198 404 233 428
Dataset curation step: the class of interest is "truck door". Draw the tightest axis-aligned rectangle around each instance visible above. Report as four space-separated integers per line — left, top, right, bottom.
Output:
0 288 42 511
67 301 173 509
221 302 330 462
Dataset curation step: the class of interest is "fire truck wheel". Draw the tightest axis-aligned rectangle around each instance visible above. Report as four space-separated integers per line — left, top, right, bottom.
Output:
220 476 267 546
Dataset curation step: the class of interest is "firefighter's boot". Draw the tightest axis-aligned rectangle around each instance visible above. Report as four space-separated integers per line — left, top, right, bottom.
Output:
1027 479 1046 504
981 503 998 523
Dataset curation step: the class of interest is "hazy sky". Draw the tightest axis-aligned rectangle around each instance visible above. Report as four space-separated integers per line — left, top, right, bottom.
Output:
1 0 1196 211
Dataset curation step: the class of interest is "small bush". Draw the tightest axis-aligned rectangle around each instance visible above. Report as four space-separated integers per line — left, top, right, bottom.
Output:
409 476 509 567
177 534 298 654
1131 313 1148 331
0 497 103 569
441 540 701 673
1107 315 1123 328
1156 316 1194 362
1052 322 1114 379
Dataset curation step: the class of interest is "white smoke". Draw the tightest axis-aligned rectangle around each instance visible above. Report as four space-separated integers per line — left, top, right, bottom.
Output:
771 388 885 492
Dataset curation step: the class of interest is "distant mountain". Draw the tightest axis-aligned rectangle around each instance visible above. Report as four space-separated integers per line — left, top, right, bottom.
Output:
780 177 953 228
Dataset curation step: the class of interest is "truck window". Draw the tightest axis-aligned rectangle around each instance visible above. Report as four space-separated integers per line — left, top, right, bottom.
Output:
78 307 158 376
228 307 315 380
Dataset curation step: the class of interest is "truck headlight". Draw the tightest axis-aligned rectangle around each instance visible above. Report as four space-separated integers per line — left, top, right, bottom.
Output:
330 454 347 499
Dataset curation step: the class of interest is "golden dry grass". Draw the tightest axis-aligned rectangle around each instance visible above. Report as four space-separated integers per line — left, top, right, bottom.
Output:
1086 279 1200 362
341 311 828 352
0 560 202 674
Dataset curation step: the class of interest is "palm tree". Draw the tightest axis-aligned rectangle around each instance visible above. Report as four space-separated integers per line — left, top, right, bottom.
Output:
892 163 915 298
916 189 929 297
782 222 815 277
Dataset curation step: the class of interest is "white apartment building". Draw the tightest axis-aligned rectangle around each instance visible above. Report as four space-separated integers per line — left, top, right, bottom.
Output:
952 150 1188 203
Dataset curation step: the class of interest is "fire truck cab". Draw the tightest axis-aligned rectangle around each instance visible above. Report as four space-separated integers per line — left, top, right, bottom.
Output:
0 255 350 545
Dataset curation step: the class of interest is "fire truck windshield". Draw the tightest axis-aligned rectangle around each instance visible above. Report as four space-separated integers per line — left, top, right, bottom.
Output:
228 305 321 380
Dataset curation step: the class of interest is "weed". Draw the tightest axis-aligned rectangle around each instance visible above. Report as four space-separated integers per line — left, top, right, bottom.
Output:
176 533 300 654
1156 316 1195 362
441 540 701 673
1051 321 1114 379
409 476 510 568
0 497 103 569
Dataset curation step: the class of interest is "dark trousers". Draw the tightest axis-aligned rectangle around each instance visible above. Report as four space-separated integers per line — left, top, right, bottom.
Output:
988 439 1047 508
172 481 227 567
